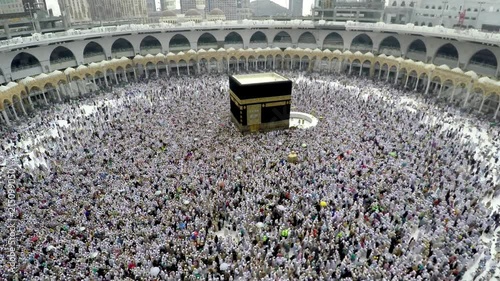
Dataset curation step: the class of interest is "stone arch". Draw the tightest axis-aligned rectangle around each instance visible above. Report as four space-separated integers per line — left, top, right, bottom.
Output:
50 46 77 70
466 49 498 77
169 34 191 52
111 38 135 58
140 36 163 55
273 31 292 45
378 36 401 57
406 39 427 62
224 32 244 48
350 34 373 52
433 43 459 66
83 41 106 63
250 31 267 44
198 32 218 49
11 52 41 72
323 32 344 50
297 31 316 48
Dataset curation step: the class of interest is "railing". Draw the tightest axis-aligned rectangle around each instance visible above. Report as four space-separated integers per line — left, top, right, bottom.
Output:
1 20 500 52
11 64 42 72
84 52 105 58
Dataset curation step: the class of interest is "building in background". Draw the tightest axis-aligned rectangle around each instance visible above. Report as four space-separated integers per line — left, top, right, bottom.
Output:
312 0 385 22
289 0 303 17
206 0 237 20
87 0 147 22
383 0 500 31
0 0 25 15
250 0 289 17
146 0 157 13
58 0 91 23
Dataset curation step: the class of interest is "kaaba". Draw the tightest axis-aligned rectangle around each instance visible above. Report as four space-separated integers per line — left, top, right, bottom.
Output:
229 73 292 133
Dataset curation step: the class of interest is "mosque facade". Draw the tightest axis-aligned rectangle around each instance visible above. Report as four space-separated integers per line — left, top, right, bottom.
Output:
0 21 500 125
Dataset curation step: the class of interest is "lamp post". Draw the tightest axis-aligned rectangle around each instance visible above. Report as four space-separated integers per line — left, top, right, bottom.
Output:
476 1 486 30
24 2 38 32
439 1 448 27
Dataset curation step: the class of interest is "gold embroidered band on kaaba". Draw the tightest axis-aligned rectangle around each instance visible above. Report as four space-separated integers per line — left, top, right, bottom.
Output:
230 89 291 106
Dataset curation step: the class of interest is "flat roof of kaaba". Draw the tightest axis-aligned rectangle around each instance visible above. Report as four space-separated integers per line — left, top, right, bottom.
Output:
232 73 289 85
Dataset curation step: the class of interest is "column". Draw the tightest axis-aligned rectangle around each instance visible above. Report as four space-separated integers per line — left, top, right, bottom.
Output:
414 77 420 91
463 84 472 108
165 65 169 76
187 65 190 75
19 99 27 115
2 110 11 126
359 65 363 76
437 84 444 99
299 59 302 71
404 74 409 88
176 64 180 76
348 63 353 75
273 57 276 70
114 72 119 84
494 101 500 119
56 88 62 102
424 77 432 95
386 70 390 82
155 65 159 78
145 68 149 79
479 96 486 112
449 85 457 102
10 105 18 120
134 68 138 80
378 69 382 80
394 68 400 85
42 91 49 105
104 75 109 87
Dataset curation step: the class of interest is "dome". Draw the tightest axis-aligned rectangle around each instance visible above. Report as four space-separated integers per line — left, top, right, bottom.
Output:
365 52 374 57
64 68 76 75
209 8 224 16
161 10 177 17
145 54 155 58
134 55 144 60
451 67 464 73
36 73 48 78
354 51 363 56
185 9 201 16
187 49 197 54
6 82 18 88
464 70 478 79
438 64 450 70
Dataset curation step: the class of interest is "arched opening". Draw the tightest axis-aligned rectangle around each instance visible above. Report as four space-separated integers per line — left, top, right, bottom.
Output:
111 38 134 58
229 56 238 72
140 36 162 56
273 31 292 49
11 52 42 79
2 99 16 124
434 43 459 67
224 32 243 49
466 49 498 77
323 32 344 51
83 42 105 64
297 32 316 48
198 33 218 49
249 31 268 48
169 34 191 52
208 58 218 73
406 39 427 62
378 36 401 57
238 56 246 72
248 56 256 70
50 46 77 70
350 34 373 53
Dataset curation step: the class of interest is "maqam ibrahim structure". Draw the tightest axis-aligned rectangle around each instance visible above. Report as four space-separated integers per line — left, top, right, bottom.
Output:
1 20 500 125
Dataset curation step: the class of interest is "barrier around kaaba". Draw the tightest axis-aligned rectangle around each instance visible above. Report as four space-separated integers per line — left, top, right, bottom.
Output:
229 73 292 133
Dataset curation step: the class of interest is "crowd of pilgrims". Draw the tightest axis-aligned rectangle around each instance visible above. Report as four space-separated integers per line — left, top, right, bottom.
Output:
1 71 499 281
